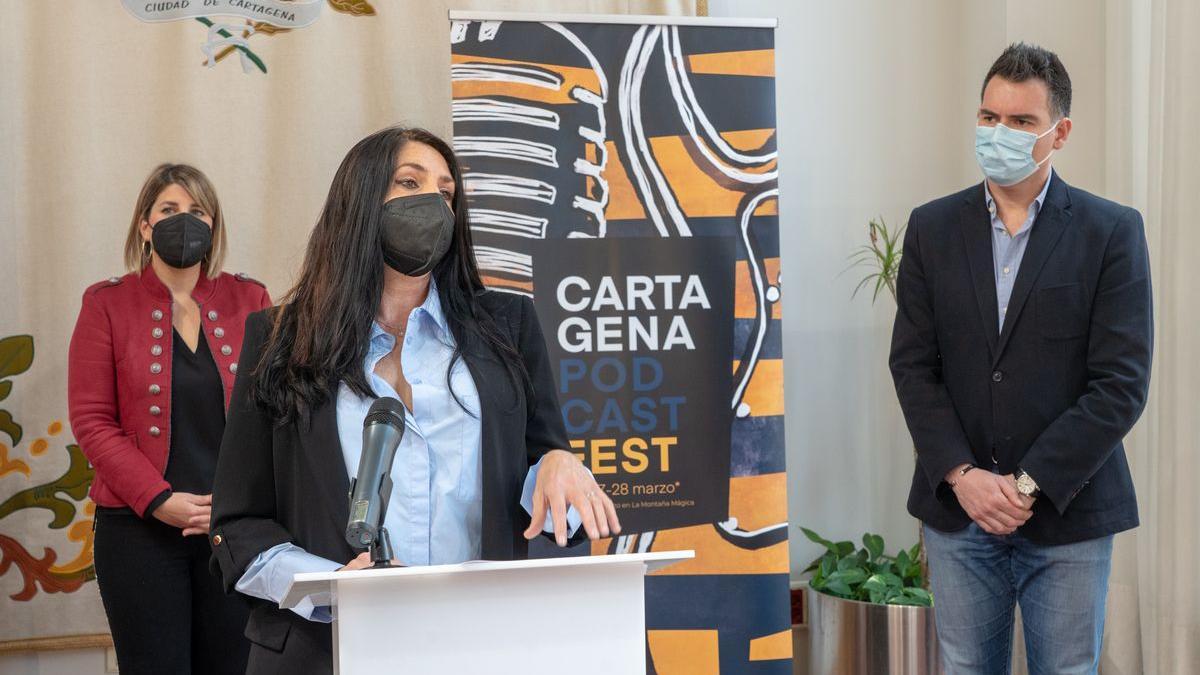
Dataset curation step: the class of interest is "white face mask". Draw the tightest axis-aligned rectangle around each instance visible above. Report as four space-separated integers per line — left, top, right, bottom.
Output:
975 120 1060 186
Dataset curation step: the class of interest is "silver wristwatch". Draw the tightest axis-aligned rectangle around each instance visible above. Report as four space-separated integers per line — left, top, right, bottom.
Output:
1015 469 1040 497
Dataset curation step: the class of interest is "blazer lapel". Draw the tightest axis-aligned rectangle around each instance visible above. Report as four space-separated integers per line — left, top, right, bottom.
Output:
993 174 1073 365
298 399 352 536
960 186 1000 356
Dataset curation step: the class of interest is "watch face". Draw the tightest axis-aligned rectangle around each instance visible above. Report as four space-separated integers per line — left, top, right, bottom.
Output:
1017 474 1036 495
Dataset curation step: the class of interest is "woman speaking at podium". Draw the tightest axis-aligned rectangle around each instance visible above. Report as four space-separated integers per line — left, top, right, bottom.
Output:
209 127 621 673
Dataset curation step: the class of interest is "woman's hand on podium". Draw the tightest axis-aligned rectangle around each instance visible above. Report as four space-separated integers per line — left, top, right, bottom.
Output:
338 552 372 571
337 552 405 571
524 449 621 547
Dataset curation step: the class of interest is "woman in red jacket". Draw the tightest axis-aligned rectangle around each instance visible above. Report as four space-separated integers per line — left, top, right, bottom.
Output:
68 164 271 675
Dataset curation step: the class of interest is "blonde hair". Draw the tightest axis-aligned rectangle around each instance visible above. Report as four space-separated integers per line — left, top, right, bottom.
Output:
123 164 227 278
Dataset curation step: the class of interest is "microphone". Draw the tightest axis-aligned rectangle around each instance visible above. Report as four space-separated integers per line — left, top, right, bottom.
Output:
345 396 406 559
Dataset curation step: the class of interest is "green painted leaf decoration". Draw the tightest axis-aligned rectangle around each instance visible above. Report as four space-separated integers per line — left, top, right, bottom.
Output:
0 444 94 529
0 335 34 379
0 410 21 446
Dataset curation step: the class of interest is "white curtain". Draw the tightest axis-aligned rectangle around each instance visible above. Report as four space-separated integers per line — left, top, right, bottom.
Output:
1099 0 1200 672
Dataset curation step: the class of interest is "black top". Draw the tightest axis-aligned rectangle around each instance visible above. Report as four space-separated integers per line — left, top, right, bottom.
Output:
155 330 225 504
889 172 1151 545
143 329 227 517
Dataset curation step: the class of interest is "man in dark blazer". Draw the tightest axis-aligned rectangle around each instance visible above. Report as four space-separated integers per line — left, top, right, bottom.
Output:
890 43 1152 674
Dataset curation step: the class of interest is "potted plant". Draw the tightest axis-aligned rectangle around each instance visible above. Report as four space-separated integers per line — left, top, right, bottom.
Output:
800 528 939 674
792 218 940 674
848 217 904 303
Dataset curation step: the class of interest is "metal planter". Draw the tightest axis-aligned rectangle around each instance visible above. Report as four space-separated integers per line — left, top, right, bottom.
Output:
807 586 942 674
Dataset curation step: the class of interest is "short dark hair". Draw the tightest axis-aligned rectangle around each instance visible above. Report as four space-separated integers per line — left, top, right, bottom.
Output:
981 42 1072 119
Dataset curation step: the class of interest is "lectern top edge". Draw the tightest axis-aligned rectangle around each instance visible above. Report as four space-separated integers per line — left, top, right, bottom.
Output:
281 550 694 610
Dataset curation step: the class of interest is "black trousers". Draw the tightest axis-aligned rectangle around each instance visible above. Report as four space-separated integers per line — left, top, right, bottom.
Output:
94 508 250 675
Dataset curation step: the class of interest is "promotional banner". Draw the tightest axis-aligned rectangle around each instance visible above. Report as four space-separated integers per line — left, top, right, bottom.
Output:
451 13 790 673
533 236 735 531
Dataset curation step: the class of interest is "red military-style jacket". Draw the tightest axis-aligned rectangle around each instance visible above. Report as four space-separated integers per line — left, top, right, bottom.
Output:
68 265 272 516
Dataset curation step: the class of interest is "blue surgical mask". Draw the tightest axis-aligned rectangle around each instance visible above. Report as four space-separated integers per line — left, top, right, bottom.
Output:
975 121 1059 186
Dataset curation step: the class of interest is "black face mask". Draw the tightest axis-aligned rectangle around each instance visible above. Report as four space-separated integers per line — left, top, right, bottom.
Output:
379 193 455 277
151 212 212 269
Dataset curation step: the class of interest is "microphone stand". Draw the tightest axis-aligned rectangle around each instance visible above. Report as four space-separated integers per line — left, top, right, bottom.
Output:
370 527 395 569
369 477 395 568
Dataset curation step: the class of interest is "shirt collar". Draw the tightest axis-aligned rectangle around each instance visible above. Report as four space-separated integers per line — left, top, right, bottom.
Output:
419 278 450 336
369 278 450 345
984 169 1053 230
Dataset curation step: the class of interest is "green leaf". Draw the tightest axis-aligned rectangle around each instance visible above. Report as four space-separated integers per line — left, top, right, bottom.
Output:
851 274 876 300
889 587 933 607
896 549 910 571
825 579 853 597
0 380 11 401
829 568 867 586
819 553 836 580
907 562 924 581
904 588 933 603
0 409 21 445
876 573 904 589
0 335 34 379
836 555 860 572
863 574 888 589
834 541 856 557
863 533 884 561
800 527 837 553
864 573 896 591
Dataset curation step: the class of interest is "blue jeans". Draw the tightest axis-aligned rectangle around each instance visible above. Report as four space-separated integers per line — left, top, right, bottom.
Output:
923 523 1113 675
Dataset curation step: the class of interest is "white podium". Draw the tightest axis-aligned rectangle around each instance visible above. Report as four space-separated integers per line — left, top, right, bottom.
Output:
282 550 694 675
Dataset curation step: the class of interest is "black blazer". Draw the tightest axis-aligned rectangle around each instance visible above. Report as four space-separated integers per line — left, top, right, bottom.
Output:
889 172 1152 545
209 291 575 673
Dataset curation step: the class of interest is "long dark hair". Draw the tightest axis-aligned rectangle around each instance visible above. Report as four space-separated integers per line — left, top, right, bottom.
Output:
251 127 528 422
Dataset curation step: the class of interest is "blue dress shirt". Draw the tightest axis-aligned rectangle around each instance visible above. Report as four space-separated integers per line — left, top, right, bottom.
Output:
985 170 1054 332
235 281 581 622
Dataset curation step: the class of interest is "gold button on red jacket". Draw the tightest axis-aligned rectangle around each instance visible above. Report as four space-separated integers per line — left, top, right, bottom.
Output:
68 266 271 516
